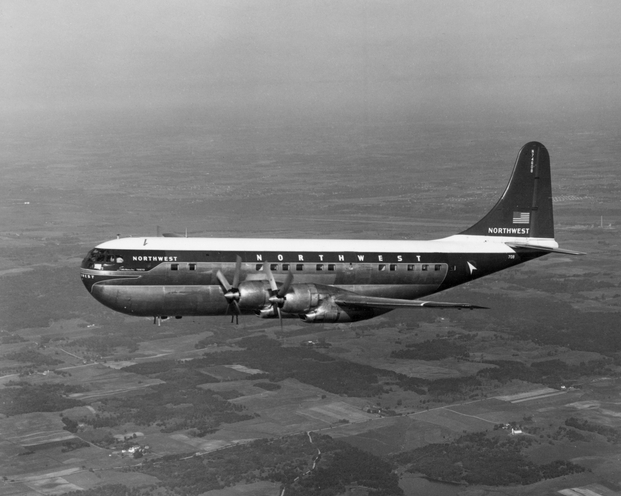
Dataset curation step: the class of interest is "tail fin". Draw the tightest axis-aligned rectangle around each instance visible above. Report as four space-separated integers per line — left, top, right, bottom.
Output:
460 141 554 239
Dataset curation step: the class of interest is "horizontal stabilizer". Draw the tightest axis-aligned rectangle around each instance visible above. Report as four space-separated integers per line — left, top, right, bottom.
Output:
334 294 487 310
506 243 585 256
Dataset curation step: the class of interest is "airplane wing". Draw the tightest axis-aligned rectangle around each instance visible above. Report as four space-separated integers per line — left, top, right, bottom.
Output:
333 294 487 310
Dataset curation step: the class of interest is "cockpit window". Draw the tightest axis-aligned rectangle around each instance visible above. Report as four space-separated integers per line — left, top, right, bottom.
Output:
87 249 105 263
82 249 123 269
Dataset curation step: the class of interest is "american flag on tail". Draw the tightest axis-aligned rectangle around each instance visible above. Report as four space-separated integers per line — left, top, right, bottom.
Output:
512 211 530 224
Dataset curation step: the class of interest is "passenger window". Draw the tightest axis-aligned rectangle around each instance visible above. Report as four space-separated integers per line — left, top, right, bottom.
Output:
171 264 179 271
407 264 415 271
296 264 304 271
422 264 428 271
378 264 386 271
270 264 278 271
328 264 335 271
316 264 324 271
189 263 196 271
435 264 442 271
390 264 397 271
256 264 263 271
283 263 290 271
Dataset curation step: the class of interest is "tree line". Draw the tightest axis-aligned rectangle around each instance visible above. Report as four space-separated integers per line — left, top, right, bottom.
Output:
392 431 585 486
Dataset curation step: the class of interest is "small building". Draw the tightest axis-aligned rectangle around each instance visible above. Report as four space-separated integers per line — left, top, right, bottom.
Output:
300 339 331 348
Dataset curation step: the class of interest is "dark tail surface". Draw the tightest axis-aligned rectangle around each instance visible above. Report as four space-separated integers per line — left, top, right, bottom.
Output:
460 141 554 239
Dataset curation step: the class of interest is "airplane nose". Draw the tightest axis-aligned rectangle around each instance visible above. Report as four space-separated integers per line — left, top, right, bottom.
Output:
80 270 97 292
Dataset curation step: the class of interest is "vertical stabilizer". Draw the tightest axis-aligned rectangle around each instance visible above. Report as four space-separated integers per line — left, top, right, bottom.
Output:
460 141 554 239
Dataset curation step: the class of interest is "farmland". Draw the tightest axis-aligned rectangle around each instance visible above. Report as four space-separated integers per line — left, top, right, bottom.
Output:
2 117 621 495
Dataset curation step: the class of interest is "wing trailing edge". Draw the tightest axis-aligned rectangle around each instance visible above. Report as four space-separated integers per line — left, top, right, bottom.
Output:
334 294 487 310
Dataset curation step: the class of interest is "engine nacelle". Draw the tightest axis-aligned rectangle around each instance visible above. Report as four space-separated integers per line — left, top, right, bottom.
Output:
281 284 320 314
238 281 271 309
255 283 319 318
241 282 378 323
257 307 276 319
301 300 377 323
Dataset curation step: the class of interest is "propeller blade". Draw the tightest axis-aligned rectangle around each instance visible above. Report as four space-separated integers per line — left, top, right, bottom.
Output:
279 271 294 298
232 255 242 288
232 300 241 318
216 261 243 325
263 262 293 297
215 270 231 291
225 303 239 324
263 262 278 292
262 261 291 329
277 306 283 331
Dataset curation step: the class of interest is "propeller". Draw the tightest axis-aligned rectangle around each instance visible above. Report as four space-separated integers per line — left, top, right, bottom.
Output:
263 262 294 329
216 255 243 324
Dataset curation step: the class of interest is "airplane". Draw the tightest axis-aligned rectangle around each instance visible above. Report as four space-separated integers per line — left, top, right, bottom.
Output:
80 141 583 326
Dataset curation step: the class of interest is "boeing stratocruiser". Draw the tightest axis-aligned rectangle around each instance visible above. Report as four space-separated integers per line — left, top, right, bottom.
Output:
81 142 582 326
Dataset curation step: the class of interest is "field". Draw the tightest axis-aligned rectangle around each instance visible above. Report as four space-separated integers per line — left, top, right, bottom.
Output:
1 112 621 495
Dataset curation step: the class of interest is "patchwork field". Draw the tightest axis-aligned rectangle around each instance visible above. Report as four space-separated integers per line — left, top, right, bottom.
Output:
1 118 621 495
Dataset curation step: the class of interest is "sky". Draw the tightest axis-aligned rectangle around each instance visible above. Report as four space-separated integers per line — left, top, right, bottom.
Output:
2 0 621 127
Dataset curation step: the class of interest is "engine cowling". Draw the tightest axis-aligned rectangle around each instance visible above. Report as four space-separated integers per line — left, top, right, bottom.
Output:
255 283 319 318
297 284 377 323
281 284 320 313
240 281 378 323
301 300 376 323
238 281 271 309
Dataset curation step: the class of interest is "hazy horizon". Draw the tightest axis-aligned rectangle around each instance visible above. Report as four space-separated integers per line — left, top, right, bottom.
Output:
3 1 621 131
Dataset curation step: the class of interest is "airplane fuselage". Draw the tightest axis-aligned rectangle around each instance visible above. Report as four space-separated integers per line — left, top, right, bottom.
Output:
80 142 581 324
80 235 547 322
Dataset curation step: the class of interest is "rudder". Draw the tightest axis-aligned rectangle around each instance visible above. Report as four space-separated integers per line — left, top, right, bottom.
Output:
460 141 554 239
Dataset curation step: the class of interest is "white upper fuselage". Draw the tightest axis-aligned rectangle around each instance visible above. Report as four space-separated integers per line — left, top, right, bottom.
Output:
95 234 558 254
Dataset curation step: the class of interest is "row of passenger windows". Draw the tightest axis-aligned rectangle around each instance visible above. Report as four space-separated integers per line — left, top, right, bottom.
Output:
171 263 196 271
169 263 446 272
255 263 445 272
